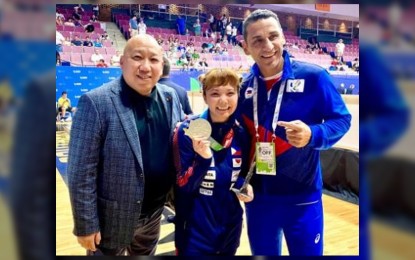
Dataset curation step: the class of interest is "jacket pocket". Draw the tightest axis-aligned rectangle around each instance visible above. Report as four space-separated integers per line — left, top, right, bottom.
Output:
97 197 119 241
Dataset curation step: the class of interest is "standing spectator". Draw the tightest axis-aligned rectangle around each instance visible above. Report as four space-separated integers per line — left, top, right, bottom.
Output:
159 57 193 115
129 15 138 38
90 49 104 65
110 51 122 67
335 39 345 61
173 68 253 255
220 14 228 40
176 15 186 35
231 25 237 46
226 22 232 43
193 18 201 36
92 4 99 17
67 34 184 256
138 18 147 35
239 9 351 256
83 36 94 47
96 59 108 68
208 14 215 32
158 4 167 19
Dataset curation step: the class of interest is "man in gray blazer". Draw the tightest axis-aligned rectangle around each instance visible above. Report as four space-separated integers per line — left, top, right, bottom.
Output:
67 34 184 256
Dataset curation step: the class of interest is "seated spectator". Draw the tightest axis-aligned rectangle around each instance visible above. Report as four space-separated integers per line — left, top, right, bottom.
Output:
83 36 94 47
331 58 340 66
222 47 229 55
188 60 197 71
191 49 200 61
138 18 147 34
84 23 95 33
56 16 64 26
352 58 359 72
198 58 209 71
167 35 174 44
96 59 108 68
73 19 83 27
173 37 179 47
71 35 83 46
177 56 189 71
177 42 186 53
110 51 122 66
101 31 110 41
93 38 103 48
64 18 75 27
57 91 75 121
156 35 164 46
56 11 65 21
56 31 66 52
90 14 98 22
56 51 61 66
291 42 300 50
91 49 104 65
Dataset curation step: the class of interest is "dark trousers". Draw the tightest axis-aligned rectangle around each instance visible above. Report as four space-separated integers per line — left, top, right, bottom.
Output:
87 206 164 256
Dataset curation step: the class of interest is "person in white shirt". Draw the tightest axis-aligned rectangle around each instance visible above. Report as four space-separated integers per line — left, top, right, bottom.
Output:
335 39 345 61
138 18 147 35
226 23 232 43
90 49 104 65
231 26 237 46
110 51 122 67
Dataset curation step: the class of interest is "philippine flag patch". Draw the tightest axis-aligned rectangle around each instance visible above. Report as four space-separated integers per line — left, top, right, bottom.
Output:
286 79 305 93
245 87 254 99
232 158 242 168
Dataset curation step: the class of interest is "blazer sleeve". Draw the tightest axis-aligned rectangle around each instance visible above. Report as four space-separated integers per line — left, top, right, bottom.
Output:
67 93 102 236
173 121 212 194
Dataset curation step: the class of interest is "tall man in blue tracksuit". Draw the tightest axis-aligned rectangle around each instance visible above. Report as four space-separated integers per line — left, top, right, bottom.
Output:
238 10 351 256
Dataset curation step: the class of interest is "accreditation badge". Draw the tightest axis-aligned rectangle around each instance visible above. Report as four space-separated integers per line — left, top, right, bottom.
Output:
255 142 276 175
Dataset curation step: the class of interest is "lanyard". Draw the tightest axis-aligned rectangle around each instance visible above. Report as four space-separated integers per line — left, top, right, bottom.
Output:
209 128 234 151
253 77 286 142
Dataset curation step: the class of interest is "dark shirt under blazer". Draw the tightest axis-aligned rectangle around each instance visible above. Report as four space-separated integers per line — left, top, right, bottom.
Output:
67 77 184 249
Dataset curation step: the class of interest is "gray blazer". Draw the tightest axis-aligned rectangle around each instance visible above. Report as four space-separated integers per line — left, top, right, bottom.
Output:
67 77 184 249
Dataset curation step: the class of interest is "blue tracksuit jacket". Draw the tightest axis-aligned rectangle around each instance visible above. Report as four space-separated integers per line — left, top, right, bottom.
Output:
173 110 250 255
238 50 351 204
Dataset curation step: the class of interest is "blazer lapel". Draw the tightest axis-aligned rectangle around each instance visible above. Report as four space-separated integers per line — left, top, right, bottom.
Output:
111 83 144 172
158 85 173 129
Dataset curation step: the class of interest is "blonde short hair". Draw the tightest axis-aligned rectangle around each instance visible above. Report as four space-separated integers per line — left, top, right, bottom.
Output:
199 68 242 95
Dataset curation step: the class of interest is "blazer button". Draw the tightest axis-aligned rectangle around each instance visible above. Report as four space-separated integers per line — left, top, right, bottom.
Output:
140 173 144 177
136 200 141 204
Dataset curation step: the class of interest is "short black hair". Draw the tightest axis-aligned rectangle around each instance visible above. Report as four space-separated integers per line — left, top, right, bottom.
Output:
162 56 170 77
62 91 67 95
243 9 282 41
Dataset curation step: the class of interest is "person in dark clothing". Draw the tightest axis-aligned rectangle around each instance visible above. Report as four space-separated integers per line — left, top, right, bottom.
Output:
159 57 193 115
